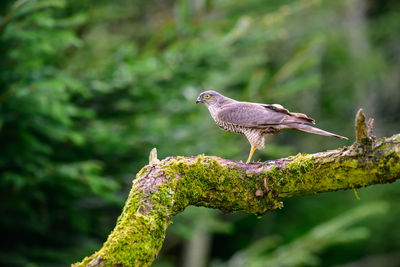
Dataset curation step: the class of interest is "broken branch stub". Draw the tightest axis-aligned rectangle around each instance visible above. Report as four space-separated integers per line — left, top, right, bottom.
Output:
355 108 374 145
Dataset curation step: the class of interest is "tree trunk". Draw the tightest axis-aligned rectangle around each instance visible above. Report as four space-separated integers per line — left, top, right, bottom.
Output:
73 110 400 266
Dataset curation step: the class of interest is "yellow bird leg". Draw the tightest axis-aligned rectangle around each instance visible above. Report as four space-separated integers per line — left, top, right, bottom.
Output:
246 145 256 164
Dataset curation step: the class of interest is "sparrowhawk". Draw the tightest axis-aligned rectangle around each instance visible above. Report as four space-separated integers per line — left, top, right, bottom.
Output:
196 90 347 163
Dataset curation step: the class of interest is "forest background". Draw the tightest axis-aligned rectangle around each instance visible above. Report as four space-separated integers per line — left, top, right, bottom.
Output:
1 0 400 266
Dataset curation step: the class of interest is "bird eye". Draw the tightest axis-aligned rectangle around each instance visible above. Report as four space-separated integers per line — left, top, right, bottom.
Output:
204 94 210 99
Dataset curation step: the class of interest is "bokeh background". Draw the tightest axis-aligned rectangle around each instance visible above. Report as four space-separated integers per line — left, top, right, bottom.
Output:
1 0 400 266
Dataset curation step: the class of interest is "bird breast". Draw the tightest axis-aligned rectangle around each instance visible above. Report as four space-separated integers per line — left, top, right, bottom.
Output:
217 120 245 134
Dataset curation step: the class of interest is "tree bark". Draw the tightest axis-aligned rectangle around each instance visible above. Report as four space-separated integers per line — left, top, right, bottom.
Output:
74 110 400 266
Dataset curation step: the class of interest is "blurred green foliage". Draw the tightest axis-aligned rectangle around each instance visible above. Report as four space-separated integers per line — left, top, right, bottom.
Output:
0 0 399 266
213 202 390 267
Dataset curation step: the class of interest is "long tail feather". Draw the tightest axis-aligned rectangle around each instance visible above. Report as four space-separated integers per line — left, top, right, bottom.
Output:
287 123 348 140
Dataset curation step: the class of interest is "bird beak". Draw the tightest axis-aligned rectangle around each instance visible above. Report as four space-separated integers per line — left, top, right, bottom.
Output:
196 97 202 104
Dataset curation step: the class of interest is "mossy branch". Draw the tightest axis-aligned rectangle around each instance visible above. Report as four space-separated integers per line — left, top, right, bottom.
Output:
74 111 400 267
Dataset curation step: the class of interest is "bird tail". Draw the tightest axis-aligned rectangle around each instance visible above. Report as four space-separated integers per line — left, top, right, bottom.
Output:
287 123 348 140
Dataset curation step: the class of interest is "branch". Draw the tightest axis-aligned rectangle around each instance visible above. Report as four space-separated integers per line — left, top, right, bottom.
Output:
74 110 400 267
0 0 65 35
0 0 29 35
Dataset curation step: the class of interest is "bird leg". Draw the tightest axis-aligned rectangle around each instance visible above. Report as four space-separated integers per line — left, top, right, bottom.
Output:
246 145 256 164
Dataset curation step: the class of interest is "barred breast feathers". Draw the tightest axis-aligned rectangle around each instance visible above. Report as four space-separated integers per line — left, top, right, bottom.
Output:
244 128 265 149
217 120 244 134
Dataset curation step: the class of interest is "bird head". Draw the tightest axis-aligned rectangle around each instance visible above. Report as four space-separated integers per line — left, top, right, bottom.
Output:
196 91 223 106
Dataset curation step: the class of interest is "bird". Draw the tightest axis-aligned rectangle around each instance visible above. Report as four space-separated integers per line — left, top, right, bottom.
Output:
196 90 348 163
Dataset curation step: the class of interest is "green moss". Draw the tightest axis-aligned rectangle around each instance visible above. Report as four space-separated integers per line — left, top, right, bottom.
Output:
73 168 176 267
276 145 400 199
136 166 149 178
159 155 279 216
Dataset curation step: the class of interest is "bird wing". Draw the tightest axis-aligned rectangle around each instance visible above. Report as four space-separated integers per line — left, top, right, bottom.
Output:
216 102 315 128
262 103 315 124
